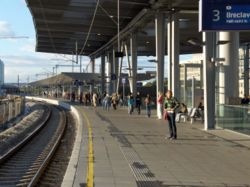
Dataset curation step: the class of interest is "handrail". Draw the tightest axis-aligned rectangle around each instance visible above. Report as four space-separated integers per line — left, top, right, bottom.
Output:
217 104 250 109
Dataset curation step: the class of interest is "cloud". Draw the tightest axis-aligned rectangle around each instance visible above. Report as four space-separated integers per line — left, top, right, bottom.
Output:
20 44 35 53
1 55 52 67
20 0 26 5
0 21 14 36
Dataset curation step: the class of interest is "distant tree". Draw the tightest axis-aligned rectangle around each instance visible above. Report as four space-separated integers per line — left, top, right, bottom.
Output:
144 80 156 87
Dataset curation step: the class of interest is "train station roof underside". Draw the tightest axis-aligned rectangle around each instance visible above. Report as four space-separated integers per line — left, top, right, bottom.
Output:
26 0 250 58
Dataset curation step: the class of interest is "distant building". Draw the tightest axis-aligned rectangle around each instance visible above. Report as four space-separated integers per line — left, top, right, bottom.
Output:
0 59 4 85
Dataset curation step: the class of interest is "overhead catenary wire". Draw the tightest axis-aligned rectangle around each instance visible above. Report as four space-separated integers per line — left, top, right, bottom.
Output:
98 4 118 26
38 0 73 62
117 0 120 51
79 0 100 56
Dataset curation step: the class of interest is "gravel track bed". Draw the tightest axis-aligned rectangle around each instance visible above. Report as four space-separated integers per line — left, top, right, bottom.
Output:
37 111 76 187
0 104 49 156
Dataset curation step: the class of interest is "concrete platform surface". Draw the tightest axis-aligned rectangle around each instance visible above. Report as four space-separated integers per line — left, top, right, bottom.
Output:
72 105 250 187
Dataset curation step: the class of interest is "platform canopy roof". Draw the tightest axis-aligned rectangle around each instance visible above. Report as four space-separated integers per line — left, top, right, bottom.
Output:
26 0 250 58
30 72 100 86
30 72 156 86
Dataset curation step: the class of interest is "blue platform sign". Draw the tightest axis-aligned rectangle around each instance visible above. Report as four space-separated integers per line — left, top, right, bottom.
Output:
200 0 250 31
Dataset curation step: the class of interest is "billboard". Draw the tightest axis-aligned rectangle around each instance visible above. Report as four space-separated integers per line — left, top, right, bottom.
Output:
199 0 250 31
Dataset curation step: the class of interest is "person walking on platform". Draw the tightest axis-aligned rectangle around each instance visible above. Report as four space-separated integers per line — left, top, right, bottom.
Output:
157 91 163 119
144 94 152 117
164 90 179 140
127 93 134 114
135 92 142 114
111 93 118 110
104 94 111 111
92 92 98 108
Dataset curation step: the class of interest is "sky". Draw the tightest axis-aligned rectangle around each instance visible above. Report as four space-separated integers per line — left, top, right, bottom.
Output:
0 0 193 84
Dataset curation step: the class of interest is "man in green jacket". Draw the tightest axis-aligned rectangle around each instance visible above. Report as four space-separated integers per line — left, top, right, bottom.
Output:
164 90 179 140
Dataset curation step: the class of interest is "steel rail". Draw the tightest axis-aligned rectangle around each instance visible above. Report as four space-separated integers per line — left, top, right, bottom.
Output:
28 107 67 187
0 105 52 165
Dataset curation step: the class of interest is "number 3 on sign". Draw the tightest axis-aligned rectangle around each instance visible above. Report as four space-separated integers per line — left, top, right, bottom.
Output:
212 9 220 21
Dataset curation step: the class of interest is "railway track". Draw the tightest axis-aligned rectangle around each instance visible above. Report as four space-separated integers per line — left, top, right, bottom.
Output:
0 103 68 187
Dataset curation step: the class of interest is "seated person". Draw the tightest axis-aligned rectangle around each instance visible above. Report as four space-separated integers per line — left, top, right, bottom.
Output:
241 94 250 105
197 102 204 122
176 103 188 122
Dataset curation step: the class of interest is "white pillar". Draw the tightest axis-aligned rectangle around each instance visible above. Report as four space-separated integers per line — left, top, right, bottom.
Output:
171 13 180 99
219 32 239 104
101 55 105 94
80 56 82 73
167 15 172 90
112 47 119 93
70 85 73 101
62 85 65 98
130 33 137 97
244 45 249 96
155 12 165 119
125 43 133 93
183 65 187 104
91 58 95 73
116 44 124 93
203 32 216 130
78 85 83 96
106 54 112 95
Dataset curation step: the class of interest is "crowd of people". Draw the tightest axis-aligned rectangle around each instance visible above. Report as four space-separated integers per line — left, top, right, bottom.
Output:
63 89 207 141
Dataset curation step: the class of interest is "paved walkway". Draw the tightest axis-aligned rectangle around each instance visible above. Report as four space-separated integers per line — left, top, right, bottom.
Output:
72 105 250 187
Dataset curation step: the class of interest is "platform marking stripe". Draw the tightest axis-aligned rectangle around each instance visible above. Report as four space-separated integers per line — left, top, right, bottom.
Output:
82 111 94 187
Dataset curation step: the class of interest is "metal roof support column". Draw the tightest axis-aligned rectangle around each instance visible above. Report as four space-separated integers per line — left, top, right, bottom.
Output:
183 64 187 104
101 55 105 94
125 43 132 93
200 62 203 89
109 51 114 94
218 32 239 104
70 84 73 101
244 44 249 97
116 43 124 93
78 84 83 98
56 86 59 98
72 53 74 72
203 32 216 130
90 58 95 73
106 53 112 95
155 11 165 119
130 33 137 97
171 13 180 99
167 15 172 91
62 85 65 99
79 56 82 73
112 47 119 93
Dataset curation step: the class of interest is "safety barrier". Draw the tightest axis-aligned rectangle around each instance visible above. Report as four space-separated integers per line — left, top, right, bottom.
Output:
0 96 25 127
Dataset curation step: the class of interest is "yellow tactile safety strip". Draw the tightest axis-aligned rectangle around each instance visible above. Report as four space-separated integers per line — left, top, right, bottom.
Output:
82 111 94 187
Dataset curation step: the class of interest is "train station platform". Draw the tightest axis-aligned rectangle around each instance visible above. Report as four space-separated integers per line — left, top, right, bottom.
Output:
63 104 250 187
